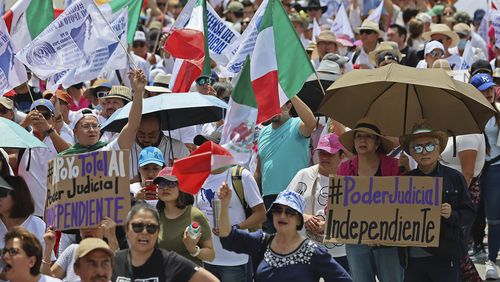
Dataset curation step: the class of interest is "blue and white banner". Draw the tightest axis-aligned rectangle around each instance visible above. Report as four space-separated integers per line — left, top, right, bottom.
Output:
16 0 127 90
0 18 28 95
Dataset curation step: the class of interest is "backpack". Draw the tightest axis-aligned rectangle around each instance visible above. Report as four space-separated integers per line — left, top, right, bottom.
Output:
231 165 262 232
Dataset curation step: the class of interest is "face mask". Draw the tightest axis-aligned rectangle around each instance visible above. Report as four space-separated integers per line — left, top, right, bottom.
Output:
458 39 467 50
338 47 348 56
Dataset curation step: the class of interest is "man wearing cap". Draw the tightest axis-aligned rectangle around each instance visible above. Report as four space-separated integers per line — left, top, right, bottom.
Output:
290 12 310 49
224 1 244 33
352 20 384 69
287 133 349 272
73 238 113 282
132 31 161 67
401 120 475 282
368 41 403 67
306 0 329 25
387 24 419 67
44 89 77 126
195 75 217 96
16 99 72 218
83 79 112 115
422 23 464 70
312 31 340 69
98 85 133 143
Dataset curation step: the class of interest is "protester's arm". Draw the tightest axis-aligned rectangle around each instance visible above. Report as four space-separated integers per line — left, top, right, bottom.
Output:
290 96 316 137
117 70 145 150
458 150 477 187
237 203 265 230
188 268 220 282
41 228 65 278
217 182 232 237
101 217 119 252
31 110 70 152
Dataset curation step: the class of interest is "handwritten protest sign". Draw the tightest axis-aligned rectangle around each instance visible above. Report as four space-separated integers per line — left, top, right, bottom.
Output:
45 150 130 231
325 176 442 247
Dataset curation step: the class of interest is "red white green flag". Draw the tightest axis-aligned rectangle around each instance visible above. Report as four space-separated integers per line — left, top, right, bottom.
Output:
173 141 236 194
164 0 211 92
2 0 54 50
96 0 143 44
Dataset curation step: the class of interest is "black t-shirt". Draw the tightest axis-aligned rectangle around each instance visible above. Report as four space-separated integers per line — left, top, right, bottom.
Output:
112 248 198 282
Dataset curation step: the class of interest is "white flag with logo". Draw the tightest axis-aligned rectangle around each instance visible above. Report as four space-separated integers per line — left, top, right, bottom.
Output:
16 0 127 90
0 18 27 95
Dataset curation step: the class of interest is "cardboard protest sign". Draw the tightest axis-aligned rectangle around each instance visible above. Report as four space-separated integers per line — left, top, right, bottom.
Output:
325 176 442 247
45 150 131 231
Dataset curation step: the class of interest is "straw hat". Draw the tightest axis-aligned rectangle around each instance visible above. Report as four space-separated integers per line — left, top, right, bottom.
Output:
368 41 404 66
339 117 395 154
354 19 384 38
399 120 448 155
145 74 172 93
422 24 459 47
101 86 132 102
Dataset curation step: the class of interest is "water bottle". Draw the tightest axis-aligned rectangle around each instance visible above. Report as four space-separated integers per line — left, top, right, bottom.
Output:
187 222 201 239
212 197 221 229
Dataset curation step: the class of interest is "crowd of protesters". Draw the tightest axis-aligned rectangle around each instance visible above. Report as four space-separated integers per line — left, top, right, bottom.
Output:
1 0 500 281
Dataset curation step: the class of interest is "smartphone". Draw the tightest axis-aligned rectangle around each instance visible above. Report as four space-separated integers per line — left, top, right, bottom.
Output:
144 180 157 200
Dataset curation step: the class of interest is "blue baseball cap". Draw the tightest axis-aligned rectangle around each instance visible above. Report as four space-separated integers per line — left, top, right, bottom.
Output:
30 99 55 113
471 73 497 91
266 190 306 229
139 146 165 167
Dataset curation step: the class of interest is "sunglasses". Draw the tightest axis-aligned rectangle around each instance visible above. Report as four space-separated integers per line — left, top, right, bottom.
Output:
1 247 20 256
360 29 375 35
156 179 178 189
196 77 214 86
412 143 437 154
96 90 109 99
270 205 299 216
131 222 159 234
429 50 444 58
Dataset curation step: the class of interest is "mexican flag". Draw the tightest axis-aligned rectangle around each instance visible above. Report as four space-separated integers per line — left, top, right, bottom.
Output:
173 141 236 195
245 0 314 123
96 0 143 44
220 57 258 165
2 0 54 50
164 0 211 92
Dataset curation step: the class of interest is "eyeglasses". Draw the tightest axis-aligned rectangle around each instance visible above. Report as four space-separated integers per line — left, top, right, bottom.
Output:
131 222 159 234
96 91 109 99
156 179 178 189
196 77 214 86
39 111 53 120
1 247 20 256
412 143 438 154
429 50 444 58
270 205 299 216
80 123 100 131
360 29 375 35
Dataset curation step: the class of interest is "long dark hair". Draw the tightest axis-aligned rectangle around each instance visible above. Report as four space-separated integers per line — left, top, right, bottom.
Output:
156 189 194 211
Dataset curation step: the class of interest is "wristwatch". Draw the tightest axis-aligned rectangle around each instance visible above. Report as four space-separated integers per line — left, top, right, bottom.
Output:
45 127 55 136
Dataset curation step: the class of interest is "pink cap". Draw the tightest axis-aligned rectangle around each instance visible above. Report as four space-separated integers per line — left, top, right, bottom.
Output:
353 39 363 47
336 34 354 47
316 133 344 154
153 167 178 184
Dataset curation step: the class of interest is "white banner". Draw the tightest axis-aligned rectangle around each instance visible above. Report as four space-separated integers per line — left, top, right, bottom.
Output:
16 0 127 89
366 0 383 24
0 18 27 95
492 11 500 48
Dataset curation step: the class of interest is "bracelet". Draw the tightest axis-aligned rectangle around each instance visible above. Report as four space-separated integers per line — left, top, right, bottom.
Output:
41 259 51 264
189 245 201 257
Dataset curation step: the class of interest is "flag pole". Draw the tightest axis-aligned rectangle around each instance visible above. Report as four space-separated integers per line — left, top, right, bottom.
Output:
152 1 170 53
26 82 35 103
314 70 326 95
90 0 139 70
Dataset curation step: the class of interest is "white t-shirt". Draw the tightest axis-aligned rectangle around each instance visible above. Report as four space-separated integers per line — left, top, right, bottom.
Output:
287 165 346 258
18 126 74 217
166 125 199 145
195 169 263 266
440 134 486 177
55 244 79 282
129 134 189 177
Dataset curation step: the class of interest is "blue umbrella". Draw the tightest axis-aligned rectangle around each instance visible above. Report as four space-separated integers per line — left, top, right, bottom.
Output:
0 117 48 149
101 92 228 133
